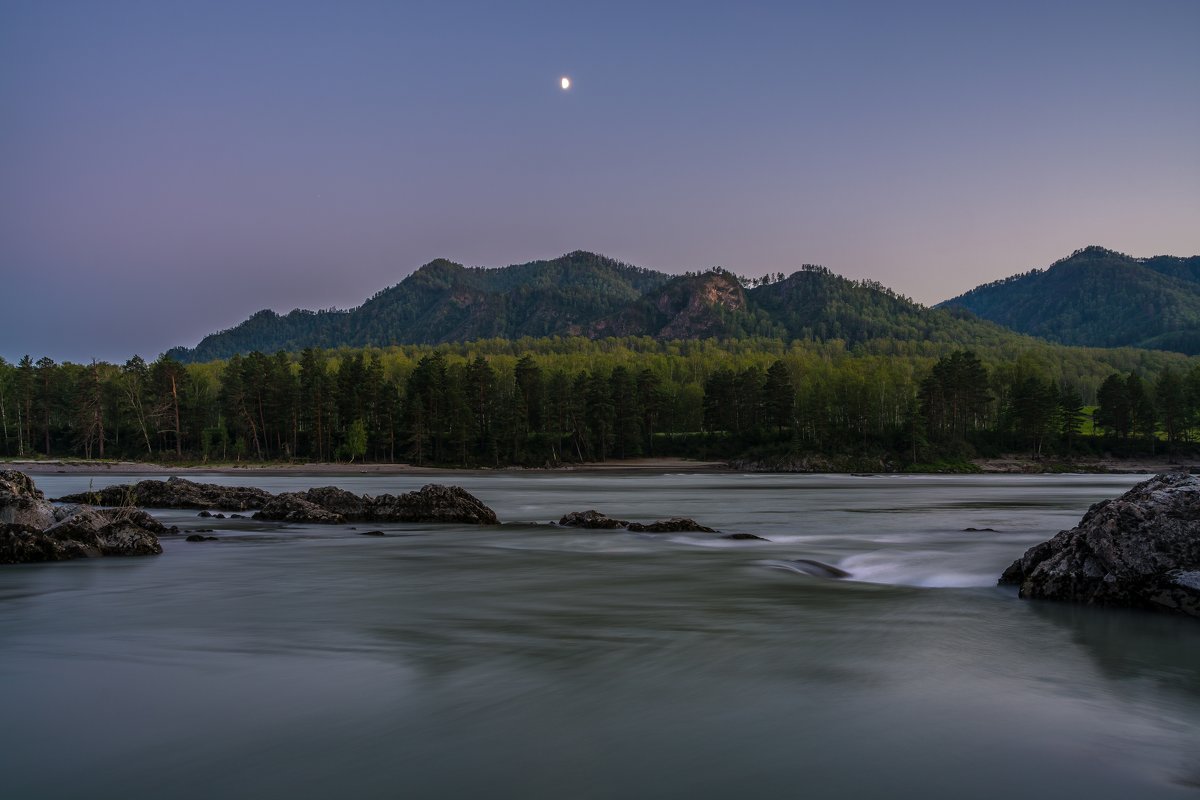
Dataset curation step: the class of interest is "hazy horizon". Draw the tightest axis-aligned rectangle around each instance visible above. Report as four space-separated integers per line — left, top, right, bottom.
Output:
3 0 1198 363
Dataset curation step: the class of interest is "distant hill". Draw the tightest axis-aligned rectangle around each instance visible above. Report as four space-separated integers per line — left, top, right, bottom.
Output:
167 250 1046 362
939 246 1200 354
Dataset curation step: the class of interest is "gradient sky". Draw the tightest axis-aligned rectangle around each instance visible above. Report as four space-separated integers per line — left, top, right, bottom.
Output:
2 0 1198 363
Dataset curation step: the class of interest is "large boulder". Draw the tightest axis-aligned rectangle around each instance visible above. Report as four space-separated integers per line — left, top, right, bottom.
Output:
0 470 57 530
999 473 1200 617
558 510 716 533
367 485 499 525
1 508 164 564
56 477 274 511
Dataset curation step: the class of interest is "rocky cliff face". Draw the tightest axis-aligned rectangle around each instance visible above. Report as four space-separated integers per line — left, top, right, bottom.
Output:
999 473 1200 617
588 270 749 339
656 271 746 339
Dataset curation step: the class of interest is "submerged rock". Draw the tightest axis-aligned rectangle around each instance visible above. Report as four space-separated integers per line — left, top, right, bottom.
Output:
557 510 716 533
185 534 218 542
723 532 769 541
999 473 1200 617
56 477 274 511
760 558 851 579
788 558 851 578
0 470 57 530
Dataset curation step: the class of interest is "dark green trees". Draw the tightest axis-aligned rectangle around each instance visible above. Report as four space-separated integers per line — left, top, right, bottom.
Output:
1 338 1197 466
763 360 796 433
919 351 991 444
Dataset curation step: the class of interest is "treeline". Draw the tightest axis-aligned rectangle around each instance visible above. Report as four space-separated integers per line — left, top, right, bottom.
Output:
1 337 1198 466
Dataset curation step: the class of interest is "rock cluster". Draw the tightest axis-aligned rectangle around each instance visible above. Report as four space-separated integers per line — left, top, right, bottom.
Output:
557 510 716 533
254 484 500 525
55 477 500 526
56 477 273 511
999 473 1200 617
1 471 165 564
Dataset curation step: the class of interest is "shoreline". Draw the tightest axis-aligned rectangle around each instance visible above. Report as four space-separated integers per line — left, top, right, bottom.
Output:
3 457 731 477
2 456 1193 476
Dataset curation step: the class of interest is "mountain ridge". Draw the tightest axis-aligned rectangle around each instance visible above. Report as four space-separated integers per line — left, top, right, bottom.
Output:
167 246 1198 362
939 246 1200 354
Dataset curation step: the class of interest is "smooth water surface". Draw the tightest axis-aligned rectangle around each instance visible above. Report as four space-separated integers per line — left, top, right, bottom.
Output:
2 472 1198 799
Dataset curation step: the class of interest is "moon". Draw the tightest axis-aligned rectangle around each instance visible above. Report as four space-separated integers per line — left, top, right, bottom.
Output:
560 76 571 90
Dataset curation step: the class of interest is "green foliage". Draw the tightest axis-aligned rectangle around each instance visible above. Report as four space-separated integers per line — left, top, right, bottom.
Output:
4 334 1200 468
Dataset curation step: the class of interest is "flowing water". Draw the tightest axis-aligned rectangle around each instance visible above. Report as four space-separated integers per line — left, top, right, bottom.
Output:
2 471 1198 799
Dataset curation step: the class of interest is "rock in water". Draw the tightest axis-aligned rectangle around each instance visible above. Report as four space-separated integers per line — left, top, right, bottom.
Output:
363 485 499 524
255 484 499 525
558 510 628 529
56 477 274 511
557 510 716 533
300 486 368 518
627 517 717 533
999 473 1200 617
0 470 57 530
254 492 347 523
0 523 64 563
1 508 164 564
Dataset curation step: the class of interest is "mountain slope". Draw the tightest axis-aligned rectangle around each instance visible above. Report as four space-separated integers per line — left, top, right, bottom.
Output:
168 250 1067 362
939 247 1200 354
169 252 670 360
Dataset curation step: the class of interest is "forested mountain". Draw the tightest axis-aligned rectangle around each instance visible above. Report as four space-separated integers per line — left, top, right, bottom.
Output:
168 251 1027 362
169 252 672 361
940 246 1200 354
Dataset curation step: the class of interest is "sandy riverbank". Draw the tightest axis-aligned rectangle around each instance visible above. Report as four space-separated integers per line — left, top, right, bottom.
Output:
4 457 731 476
4 456 1194 476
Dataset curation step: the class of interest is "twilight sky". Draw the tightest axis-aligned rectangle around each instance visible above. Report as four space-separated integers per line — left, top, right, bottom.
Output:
2 0 1198 363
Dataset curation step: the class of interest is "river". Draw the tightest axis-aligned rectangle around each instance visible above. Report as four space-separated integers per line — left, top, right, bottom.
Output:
2 471 1198 799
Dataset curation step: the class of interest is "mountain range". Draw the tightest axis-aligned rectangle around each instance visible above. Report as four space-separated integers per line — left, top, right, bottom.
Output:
938 246 1200 354
167 246 1200 362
